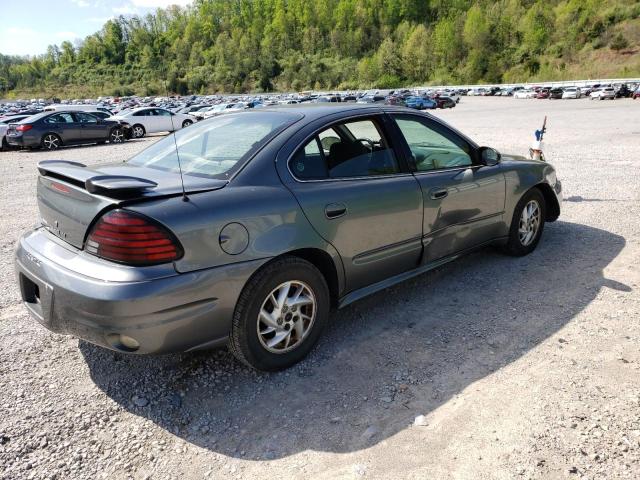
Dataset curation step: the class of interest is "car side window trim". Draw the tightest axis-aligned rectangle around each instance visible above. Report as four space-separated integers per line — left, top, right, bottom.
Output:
286 113 413 183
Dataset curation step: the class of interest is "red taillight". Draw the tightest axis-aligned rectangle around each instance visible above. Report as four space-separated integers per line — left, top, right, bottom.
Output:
16 124 32 132
85 210 183 266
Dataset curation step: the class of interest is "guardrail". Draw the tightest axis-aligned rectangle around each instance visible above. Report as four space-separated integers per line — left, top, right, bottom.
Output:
417 78 640 90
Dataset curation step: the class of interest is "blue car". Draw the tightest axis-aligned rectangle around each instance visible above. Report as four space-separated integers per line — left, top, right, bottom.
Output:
405 96 436 110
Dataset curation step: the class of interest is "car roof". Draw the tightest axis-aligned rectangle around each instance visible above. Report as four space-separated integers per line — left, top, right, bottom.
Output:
253 103 407 121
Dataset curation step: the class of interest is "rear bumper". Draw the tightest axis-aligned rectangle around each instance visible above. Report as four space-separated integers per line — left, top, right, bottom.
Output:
14 228 267 354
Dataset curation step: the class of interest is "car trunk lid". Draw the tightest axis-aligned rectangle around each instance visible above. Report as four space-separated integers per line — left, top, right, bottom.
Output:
37 160 226 249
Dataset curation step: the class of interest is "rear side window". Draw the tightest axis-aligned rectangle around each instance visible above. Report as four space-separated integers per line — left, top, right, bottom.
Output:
128 111 299 179
290 118 399 180
45 113 74 124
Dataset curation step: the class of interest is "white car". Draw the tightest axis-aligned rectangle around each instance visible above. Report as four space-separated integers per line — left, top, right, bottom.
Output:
201 103 237 119
109 107 195 138
590 87 615 100
514 89 536 99
562 87 581 99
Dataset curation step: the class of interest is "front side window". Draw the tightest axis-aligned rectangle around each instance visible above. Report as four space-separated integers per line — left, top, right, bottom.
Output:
128 111 299 179
75 112 98 123
393 115 473 171
290 118 399 180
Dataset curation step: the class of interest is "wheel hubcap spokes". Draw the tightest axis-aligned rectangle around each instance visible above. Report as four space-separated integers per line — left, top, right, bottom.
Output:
257 281 316 354
111 130 123 142
44 135 58 149
518 200 540 246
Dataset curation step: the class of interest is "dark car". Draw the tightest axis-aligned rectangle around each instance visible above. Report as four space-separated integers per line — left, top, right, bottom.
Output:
615 84 632 98
434 96 456 109
6 111 127 150
1 114 32 150
549 88 564 99
14 105 562 371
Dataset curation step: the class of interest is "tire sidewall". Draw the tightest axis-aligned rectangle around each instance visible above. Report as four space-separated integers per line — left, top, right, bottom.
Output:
234 259 330 371
507 188 546 256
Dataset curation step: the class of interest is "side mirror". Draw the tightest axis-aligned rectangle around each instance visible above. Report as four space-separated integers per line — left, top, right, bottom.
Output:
479 146 501 166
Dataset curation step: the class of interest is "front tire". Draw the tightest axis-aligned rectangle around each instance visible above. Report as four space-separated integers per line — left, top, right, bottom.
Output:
182 119 193 128
229 257 330 371
503 188 546 256
132 124 145 138
41 133 61 150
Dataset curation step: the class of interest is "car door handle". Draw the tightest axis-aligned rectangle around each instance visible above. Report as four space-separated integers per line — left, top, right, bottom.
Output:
430 188 449 200
325 203 347 219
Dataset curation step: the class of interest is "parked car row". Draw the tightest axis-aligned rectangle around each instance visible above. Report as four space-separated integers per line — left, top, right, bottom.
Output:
512 83 637 100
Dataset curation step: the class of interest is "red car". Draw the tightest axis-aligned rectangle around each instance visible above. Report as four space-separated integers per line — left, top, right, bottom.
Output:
536 89 550 99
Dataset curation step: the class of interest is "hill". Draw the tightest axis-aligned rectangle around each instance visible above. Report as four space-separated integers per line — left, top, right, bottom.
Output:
1 0 639 98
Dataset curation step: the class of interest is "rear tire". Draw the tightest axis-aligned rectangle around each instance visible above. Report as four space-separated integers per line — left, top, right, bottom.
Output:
229 257 330 371
132 124 145 138
503 188 546 257
41 133 61 150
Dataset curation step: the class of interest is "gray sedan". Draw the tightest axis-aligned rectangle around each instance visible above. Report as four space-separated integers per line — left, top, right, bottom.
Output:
14 105 562 370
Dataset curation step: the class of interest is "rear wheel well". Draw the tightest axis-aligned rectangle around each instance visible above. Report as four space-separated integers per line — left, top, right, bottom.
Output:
285 248 340 308
534 183 560 222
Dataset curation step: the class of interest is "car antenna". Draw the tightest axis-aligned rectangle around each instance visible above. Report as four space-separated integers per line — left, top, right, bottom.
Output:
164 78 189 202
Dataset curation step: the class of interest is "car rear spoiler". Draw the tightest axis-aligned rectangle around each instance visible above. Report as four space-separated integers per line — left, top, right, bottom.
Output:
38 160 157 198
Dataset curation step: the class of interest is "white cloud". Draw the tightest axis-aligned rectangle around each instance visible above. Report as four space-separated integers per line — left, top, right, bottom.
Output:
55 31 79 40
113 5 138 14
87 16 112 23
7 27 37 35
71 0 91 7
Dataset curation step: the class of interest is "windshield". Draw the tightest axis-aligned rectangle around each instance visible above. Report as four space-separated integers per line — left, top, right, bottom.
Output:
128 110 300 179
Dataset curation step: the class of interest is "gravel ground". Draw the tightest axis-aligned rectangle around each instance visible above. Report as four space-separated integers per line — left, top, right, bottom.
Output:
1 97 639 480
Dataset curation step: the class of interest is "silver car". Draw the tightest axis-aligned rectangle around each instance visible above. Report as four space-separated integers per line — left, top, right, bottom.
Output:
15 105 562 370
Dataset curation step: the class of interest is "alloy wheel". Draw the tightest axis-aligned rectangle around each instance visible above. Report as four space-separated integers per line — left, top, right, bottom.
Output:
133 126 144 138
257 281 316 354
43 134 60 150
110 129 124 143
518 200 541 246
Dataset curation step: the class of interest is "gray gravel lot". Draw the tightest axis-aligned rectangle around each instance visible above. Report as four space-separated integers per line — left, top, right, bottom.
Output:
1 97 639 479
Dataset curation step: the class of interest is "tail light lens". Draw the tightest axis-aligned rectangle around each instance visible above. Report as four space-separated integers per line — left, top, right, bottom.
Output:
85 210 183 266
16 124 32 132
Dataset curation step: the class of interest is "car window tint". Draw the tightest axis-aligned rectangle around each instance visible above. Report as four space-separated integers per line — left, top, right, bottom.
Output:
128 111 298 179
393 116 472 171
156 109 171 116
75 112 97 123
46 113 74 124
290 118 399 180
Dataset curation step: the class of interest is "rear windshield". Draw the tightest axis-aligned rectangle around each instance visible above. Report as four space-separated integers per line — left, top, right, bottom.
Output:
128 111 300 179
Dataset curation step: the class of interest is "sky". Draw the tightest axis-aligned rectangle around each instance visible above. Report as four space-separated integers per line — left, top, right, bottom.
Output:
0 0 193 57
